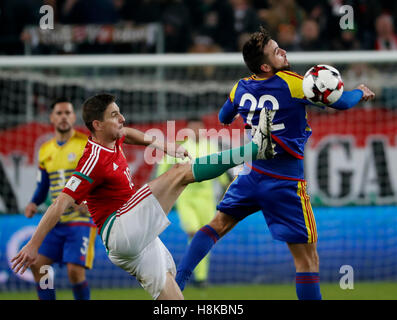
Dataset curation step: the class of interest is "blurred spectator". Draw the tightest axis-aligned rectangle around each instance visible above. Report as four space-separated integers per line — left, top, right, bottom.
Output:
279 0 306 27
332 29 361 50
298 1 339 44
354 0 382 50
120 0 163 24
187 35 223 79
229 0 261 53
258 0 306 36
344 63 382 97
0 0 43 54
229 0 261 36
299 19 327 51
374 13 397 50
59 0 122 53
277 24 300 51
60 0 120 24
257 0 278 35
1 0 397 55
251 0 270 10
162 0 192 53
188 0 236 52
236 32 250 52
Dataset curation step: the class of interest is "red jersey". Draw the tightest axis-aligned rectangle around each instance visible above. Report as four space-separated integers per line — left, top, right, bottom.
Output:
63 136 136 233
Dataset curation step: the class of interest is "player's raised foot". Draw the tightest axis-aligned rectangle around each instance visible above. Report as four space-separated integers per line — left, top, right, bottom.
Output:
252 108 276 160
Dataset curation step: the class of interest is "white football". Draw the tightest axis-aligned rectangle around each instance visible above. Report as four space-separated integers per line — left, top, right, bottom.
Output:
302 64 344 106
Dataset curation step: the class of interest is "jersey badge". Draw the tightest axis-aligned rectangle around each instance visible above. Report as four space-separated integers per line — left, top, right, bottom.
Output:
65 176 82 192
68 152 76 162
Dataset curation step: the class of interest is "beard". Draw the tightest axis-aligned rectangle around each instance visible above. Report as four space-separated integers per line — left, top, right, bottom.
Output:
271 62 291 73
56 124 72 134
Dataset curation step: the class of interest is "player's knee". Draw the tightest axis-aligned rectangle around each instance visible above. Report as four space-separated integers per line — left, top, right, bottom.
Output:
67 264 85 284
209 211 238 238
295 249 319 272
30 264 43 282
308 250 319 270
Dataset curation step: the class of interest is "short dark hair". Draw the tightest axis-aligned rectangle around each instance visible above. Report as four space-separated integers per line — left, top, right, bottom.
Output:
242 26 272 74
50 97 72 110
82 93 116 133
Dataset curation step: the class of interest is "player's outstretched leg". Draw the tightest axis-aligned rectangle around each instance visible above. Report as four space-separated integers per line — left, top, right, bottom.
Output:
150 107 276 214
175 211 238 291
148 108 276 294
157 272 184 300
191 107 275 182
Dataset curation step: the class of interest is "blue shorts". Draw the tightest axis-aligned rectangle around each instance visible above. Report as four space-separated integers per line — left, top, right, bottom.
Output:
38 222 97 269
217 166 317 244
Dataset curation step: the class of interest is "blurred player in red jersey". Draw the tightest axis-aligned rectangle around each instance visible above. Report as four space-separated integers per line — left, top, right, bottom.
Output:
11 93 275 300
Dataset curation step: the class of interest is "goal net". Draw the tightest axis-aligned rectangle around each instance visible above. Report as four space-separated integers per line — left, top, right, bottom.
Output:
0 52 396 290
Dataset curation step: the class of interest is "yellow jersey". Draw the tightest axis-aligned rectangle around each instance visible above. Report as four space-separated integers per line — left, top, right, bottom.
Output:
38 130 89 223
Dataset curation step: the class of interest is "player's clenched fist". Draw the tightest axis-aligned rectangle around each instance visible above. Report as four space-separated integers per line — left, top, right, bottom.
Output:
11 243 38 275
166 143 192 161
25 202 38 218
356 84 375 101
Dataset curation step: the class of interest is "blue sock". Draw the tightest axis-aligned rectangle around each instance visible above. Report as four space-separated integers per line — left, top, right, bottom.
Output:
295 272 322 300
176 225 220 291
72 280 90 300
36 283 56 300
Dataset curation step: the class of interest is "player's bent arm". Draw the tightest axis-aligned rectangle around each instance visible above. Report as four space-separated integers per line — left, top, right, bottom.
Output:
29 192 74 247
329 89 363 110
31 168 50 206
123 127 156 146
219 99 238 125
25 168 50 218
11 192 75 274
123 127 190 160
329 85 375 110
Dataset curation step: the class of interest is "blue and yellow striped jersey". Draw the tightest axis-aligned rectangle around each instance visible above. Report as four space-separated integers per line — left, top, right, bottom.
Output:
38 130 89 223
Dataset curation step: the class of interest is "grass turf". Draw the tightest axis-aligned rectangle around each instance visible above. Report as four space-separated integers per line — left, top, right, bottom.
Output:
0 282 396 300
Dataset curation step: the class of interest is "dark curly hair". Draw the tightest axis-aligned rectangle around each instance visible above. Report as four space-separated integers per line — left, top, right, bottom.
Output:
242 26 272 74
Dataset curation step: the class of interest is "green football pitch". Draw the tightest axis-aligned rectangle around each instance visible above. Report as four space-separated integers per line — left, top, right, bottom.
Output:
0 282 396 300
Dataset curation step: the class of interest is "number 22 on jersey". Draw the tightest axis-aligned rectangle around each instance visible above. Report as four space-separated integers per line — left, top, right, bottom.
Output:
240 93 285 131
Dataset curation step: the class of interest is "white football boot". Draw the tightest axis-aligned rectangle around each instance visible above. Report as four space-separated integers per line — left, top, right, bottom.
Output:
252 108 276 160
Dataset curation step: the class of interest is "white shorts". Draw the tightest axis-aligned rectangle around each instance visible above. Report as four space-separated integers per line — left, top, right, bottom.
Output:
100 184 176 299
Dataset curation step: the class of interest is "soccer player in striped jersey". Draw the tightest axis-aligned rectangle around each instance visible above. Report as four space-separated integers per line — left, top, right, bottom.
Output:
175 27 375 300
24 98 96 300
12 93 275 300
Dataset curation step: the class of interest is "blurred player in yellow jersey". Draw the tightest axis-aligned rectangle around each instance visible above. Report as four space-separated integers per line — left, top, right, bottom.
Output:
157 118 229 287
25 98 96 300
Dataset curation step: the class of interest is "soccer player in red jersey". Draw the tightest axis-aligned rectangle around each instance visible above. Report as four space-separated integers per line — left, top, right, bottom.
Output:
25 98 95 300
11 93 274 300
